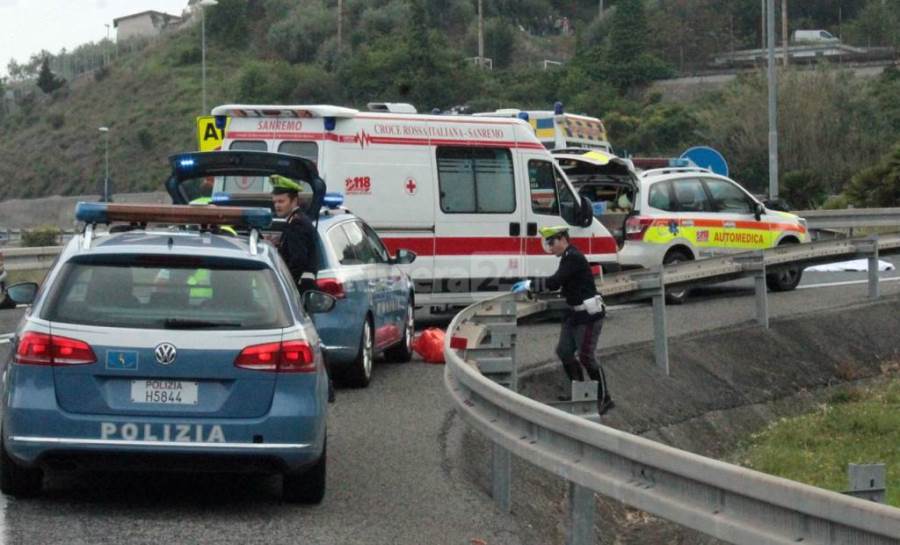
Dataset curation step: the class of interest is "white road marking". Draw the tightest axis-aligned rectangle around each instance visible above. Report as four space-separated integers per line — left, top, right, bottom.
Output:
798 276 900 290
0 333 12 344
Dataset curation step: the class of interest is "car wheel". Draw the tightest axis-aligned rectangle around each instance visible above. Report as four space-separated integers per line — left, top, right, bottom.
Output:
283 438 326 504
345 318 374 388
767 241 804 292
0 434 42 498
663 249 692 305
384 302 414 363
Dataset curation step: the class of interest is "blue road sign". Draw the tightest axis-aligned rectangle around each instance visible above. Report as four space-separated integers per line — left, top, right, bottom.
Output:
681 146 729 177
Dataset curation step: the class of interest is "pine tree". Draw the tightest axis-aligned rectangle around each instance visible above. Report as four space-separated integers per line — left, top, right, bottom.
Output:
36 56 65 94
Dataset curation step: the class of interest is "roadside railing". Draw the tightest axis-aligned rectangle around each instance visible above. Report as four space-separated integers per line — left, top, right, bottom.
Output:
444 235 900 545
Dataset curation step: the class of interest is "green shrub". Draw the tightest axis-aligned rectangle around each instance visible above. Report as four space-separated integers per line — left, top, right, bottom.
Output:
21 225 61 247
47 112 65 130
136 127 154 150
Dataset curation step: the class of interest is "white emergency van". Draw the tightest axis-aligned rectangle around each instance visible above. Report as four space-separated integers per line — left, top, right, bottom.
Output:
474 104 612 153
209 103 619 306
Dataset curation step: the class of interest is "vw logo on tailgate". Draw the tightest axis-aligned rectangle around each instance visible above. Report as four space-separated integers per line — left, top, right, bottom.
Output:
154 343 177 365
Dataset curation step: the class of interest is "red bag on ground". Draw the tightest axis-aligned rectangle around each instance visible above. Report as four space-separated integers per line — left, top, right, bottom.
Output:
413 327 446 364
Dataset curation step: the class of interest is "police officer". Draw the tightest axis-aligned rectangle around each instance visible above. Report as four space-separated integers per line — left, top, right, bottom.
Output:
517 226 613 414
271 174 318 294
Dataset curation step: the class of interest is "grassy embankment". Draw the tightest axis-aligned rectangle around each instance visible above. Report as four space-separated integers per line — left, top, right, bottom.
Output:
733 375 900 507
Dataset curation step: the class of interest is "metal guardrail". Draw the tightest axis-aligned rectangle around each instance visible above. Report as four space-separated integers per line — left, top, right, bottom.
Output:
1 246 64 271
795 208 900 230
444 235 900 545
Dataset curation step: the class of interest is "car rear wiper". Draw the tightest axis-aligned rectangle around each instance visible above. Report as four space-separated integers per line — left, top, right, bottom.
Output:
163 318 243 329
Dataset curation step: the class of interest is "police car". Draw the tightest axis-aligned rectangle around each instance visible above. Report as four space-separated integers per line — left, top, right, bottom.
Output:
1 191 335 501
166 151 417 389
618 166 810 303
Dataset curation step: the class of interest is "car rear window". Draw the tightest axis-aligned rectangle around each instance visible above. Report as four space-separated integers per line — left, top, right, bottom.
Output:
42 256 291 330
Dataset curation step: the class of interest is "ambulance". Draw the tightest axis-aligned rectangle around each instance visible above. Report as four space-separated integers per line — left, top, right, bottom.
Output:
473 103 612 153
206 103 619 306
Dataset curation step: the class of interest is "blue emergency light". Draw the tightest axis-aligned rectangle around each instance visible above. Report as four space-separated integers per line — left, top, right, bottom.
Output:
668 158 691 167
75 202 111 224
324 116 336 131
211 192 231 204
323 192 344 209
176 156 196 170
517 112 530 122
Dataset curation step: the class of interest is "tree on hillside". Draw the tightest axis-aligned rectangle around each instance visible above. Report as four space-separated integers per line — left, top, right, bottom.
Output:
845 143 900 208
603 0 671 90
36 56 65 94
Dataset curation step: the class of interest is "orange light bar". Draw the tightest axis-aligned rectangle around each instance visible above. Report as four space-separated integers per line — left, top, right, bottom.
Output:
75 202 272 229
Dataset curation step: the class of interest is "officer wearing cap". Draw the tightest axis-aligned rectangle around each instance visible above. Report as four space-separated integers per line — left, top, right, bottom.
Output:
271 174 318 294
523 226 613 414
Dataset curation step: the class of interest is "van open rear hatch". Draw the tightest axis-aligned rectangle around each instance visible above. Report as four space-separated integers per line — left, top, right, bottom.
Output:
554 150 638 247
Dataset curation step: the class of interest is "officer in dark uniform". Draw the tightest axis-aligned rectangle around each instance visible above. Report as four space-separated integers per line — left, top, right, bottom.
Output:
517 226 613 414
271 175 318 294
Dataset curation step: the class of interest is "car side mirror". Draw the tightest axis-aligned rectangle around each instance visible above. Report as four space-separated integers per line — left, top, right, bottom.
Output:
753 202 764 221
302 290 337 314
392 249 417 265
7 282 38 306
575 196 594 227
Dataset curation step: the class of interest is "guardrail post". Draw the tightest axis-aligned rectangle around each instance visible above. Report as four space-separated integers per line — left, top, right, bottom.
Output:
566 482 595 545
632 268 669 375
844 463 886 504
492 442 512 513
736 250 769 328
853 235 880 300
468 298 518 390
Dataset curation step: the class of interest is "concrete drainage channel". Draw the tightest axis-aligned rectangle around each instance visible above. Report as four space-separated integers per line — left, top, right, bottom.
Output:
452 296 900 544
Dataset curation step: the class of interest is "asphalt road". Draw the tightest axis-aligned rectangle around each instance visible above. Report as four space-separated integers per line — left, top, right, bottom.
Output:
0 255 898 544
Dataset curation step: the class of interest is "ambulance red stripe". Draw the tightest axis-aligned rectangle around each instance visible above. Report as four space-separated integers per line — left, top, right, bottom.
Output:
381 236 617 257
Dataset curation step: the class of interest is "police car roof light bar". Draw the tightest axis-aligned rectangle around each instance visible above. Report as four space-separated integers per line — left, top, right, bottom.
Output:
75 202 273 230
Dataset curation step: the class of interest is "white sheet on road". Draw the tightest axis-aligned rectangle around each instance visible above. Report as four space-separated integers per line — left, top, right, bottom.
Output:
806 259 896 272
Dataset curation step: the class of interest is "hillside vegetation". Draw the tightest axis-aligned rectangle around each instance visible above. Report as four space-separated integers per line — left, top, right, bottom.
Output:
0 0 898 206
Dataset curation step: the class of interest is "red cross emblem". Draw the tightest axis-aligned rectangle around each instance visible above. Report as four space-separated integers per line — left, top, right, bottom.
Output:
405 178 417 195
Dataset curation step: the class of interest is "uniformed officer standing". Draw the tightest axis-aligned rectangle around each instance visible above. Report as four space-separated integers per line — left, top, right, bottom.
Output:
271 175 318 294
516 226 614 414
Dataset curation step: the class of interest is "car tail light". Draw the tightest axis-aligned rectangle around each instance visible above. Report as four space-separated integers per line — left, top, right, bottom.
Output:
278 341 315 373
625 216 653 241
235 340 315 373
14 332 96 366
315 277 345 299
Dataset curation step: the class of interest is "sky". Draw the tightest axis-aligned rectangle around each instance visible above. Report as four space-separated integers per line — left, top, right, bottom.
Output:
1 0 191 76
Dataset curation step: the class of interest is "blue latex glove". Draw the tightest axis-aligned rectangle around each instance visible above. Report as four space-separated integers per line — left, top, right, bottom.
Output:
511 280 532 294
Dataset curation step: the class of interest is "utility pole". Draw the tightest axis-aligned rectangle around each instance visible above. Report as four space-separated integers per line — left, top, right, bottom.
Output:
782 0 789 66
598 0 604 17
766 0 779 200
760 0 766 49
336 0 343 58
477 0 484 68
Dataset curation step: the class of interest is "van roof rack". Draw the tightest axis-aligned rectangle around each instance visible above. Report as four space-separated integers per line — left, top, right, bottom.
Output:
639 167 712 178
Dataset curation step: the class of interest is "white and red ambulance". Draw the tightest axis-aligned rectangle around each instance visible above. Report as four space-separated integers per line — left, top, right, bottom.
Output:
209 103 620 306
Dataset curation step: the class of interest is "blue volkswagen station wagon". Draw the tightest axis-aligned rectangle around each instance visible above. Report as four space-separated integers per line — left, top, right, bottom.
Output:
1 156 336 503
